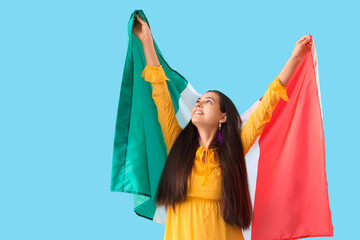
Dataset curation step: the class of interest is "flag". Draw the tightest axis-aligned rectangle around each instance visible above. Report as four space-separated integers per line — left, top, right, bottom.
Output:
110 9 200 221
110 9 333 239
240 34 334 239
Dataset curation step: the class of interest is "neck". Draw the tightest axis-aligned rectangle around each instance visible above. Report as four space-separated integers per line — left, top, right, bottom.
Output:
197 126 218 149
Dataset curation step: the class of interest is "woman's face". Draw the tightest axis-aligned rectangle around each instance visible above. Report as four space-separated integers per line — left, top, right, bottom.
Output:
191 92 226 128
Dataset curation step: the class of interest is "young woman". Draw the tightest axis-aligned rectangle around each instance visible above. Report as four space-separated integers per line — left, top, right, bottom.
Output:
133 14 312 240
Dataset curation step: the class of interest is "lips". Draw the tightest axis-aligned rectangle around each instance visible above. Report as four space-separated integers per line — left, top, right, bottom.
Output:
194 109 204 115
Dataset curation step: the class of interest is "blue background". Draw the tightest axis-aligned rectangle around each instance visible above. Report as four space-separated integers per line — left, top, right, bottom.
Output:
1 0 358 239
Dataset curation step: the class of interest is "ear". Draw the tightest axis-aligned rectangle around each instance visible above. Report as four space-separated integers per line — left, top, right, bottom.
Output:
220 113 227 123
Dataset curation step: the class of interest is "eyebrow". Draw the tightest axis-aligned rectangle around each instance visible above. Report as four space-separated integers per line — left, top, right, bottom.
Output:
197 97 216 102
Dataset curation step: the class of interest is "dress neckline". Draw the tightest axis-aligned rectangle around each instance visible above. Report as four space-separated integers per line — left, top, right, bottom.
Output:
198 145 218 151
196 145 219 185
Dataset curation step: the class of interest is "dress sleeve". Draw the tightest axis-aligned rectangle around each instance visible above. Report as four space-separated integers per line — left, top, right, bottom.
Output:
240 76 290 156
141 64 183 155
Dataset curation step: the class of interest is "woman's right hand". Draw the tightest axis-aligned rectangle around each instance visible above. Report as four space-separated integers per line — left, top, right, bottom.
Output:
132 14 152 43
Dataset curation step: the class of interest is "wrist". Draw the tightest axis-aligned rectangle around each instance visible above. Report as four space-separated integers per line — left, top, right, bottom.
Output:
141 35 153 45
289 55 301 65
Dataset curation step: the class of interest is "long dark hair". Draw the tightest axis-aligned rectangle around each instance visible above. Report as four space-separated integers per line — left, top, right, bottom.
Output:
155 90 252 229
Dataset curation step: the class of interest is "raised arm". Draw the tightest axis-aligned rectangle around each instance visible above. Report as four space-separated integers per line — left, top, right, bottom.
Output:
240 77 289 156
133 14 182 154
240 34 313 155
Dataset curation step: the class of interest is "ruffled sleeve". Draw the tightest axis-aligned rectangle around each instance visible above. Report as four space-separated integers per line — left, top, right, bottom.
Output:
141 64 170 83
240 76 290 156
141 65 183 155
267 76 290 102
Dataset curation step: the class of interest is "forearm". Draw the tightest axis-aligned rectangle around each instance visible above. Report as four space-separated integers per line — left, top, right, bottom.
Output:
141 65 182 154
152 81 183 154
277 56 301 87
141 37 161 67
240 76 289 155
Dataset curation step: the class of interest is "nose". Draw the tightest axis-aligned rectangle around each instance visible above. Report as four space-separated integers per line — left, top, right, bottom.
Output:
195 102 202 108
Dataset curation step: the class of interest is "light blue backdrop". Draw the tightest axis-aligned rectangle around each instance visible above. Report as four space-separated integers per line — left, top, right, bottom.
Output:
1 0 358 239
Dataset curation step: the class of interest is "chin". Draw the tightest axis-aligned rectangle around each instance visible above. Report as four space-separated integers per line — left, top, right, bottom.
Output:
191 118 202 127
191 117 198 125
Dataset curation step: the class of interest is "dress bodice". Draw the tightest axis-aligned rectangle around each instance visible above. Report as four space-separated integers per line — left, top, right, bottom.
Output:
186 146 222 200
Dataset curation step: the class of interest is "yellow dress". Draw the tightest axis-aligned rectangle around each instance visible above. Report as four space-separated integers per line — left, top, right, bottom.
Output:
141 64 289 240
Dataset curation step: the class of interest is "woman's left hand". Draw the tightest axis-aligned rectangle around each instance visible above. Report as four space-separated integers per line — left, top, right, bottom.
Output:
290 34 313 63
277 34 313 87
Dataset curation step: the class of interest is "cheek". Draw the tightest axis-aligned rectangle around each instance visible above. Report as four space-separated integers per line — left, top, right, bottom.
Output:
204 107 220 122
207 113 218 123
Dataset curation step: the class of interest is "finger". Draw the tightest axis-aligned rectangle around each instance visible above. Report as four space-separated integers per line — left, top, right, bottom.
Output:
297 35 307 44
298 35 309 44
300 35 312 45
136 14 145 23
303 36 312 46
